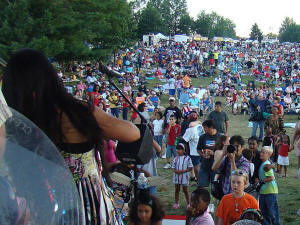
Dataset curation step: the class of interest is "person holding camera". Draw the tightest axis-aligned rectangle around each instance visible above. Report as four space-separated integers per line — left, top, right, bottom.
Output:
212 135 251 195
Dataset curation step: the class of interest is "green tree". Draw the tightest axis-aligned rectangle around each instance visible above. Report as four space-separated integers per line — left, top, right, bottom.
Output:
160 0 188 35
0 0 136 61
194 11 235 39
249 23 263 42
278 17 300 43
177 13 194 35
137 3 164 37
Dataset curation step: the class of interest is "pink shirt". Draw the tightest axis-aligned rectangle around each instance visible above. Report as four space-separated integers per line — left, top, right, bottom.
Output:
190 209 214 225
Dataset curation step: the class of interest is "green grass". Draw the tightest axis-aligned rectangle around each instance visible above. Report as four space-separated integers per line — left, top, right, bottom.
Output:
144 75 300 225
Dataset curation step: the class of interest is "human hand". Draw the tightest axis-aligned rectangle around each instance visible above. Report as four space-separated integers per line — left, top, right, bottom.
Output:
290 145 294 151
263 164 273 172
227 153 235 161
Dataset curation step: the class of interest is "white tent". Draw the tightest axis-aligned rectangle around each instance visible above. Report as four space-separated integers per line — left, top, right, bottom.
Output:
155 33 168 40
173 34 189 43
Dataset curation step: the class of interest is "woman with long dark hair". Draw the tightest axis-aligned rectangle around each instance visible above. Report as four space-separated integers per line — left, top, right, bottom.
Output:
2 49 140 224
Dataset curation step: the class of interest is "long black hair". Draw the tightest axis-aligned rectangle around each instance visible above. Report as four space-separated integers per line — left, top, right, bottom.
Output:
2 49 109 178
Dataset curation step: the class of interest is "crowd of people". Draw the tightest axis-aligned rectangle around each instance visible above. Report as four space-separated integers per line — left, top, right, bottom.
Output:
0 38 299 225
57 39 300 225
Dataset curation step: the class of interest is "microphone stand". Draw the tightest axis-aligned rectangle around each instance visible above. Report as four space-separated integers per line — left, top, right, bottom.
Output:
107 77 148 125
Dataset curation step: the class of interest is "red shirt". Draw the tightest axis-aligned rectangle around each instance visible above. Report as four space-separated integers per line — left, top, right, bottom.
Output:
279 143 289 157
167 124 181 146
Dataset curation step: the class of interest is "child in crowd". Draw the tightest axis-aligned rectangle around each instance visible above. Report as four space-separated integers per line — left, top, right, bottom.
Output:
128 191 165 225
259 146 280 225
216 169 259 225
164 115 181 169
172 143 193 209
242 149 254 178
276 134 290 177
152 111 164 150
186 188 215 225
263 126 276 162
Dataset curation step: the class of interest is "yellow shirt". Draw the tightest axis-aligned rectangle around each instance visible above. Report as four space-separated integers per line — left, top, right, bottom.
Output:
108 96 118 108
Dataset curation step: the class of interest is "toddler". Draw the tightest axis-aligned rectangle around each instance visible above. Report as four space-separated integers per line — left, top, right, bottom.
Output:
276 134 290 177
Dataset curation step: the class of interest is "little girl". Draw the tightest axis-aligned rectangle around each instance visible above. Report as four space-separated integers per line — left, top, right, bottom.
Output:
128 191 165 225
172 143 193 209
152 111 164 149
276 134 290 177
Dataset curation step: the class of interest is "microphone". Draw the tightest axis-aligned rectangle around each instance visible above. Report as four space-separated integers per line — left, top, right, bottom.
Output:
98 62 123 79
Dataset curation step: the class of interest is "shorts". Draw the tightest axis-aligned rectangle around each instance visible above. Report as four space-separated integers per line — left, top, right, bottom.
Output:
234 103 242 109
277 155 289 166
190 155 201 166
169 89 175 96
197 168 215 187
166 145 177 158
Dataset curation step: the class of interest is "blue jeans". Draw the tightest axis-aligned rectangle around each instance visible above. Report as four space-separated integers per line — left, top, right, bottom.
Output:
251 120 264 140
177 88 183 99
111 108 120 118
122 107 129 120
154 135 163 148
259 194 280 225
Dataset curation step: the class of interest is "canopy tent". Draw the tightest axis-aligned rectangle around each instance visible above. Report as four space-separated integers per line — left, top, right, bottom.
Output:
213 37 224 42
173 34 189 43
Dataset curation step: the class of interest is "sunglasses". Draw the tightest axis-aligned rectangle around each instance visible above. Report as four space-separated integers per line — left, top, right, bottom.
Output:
231 170 247 176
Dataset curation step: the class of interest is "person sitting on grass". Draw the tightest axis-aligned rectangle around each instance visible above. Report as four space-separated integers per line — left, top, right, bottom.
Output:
216 169 259 225
172 143 193 209
186 188 214 225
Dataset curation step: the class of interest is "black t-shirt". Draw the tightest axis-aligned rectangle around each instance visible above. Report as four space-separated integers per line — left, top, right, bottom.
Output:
163 106 182 125
251 151 262 184
207 111 229 134
197 132 221 170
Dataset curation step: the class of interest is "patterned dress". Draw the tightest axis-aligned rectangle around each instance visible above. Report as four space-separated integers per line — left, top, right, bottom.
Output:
59 143 123 225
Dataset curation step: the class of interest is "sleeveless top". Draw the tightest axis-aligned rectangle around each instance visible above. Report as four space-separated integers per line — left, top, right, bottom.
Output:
58 142 123 225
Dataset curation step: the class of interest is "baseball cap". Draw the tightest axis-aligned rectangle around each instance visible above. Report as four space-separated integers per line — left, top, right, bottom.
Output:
169 97 175 101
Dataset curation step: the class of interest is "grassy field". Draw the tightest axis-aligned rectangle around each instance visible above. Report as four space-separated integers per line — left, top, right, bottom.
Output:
144 75 300 225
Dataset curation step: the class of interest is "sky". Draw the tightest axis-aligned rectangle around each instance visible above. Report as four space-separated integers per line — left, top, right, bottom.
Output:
186 0 300 38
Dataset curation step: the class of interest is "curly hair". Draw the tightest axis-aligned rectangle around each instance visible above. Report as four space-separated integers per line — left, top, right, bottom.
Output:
129 192 165 224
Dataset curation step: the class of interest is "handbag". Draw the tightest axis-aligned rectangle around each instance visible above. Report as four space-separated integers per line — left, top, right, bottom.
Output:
211 157 228 200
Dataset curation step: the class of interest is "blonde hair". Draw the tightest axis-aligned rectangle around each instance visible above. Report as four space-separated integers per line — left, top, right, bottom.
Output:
231 169 249 184
261 146 273 155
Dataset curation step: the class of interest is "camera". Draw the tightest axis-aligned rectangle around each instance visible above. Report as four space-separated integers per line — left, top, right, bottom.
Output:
227 144 236 153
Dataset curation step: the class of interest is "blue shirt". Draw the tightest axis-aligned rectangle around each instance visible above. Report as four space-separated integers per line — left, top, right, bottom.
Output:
180 92 190 104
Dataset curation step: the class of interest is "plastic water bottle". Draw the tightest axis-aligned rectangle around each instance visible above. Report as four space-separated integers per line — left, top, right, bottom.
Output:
137 173 149 189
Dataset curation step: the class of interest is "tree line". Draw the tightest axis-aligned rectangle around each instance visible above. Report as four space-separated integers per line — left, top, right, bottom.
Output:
0 0 299 62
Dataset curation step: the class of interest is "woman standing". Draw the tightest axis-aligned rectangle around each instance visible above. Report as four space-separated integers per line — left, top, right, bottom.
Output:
2 49 140 225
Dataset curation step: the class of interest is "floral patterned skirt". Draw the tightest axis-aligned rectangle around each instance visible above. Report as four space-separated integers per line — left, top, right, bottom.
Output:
61 149 123 225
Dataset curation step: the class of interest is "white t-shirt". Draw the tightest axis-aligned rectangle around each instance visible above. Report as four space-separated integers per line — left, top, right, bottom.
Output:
183 124 204 156
153 119 164 136
169 78 176 89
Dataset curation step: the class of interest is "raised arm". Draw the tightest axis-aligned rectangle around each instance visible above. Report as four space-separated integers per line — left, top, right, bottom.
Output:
93 107 140 142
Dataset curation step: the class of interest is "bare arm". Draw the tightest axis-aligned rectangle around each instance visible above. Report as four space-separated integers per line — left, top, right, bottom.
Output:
225 121 229 135
212 150 226 171
93 107 140 142
216 218 224 225
153 139 161 153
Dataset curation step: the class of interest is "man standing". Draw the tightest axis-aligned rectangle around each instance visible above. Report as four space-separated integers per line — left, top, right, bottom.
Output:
207 101 229 135
251 94 271 142
197 120 221 187
164 97 182 126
